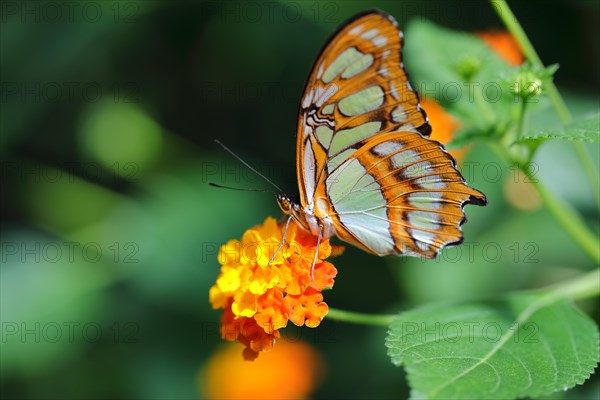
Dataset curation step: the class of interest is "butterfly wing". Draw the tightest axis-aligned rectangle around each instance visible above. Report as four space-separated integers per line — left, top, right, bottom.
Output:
296 10 486 257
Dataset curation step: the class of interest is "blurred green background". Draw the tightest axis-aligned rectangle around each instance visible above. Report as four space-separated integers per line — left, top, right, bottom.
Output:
1 1 599 399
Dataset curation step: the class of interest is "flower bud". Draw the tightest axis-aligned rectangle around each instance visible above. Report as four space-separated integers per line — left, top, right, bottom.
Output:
512 70 543 99
455 56 482 80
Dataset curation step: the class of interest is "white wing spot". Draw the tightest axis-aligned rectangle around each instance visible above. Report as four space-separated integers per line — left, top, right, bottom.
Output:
349 25 363 35
372 35 387 47
408 192 443 211
303 124 312 138
390 149 420 169
302 88 314 108
361 28 379 39
315 84 338 107
391 106 407 122
404 161 433 179
399 123 416 132
416 241 430 251
317 62 324 79
314 86 324 103
303 143 316 200
409 228 436 246
416 176 446 190
409 211 441 231
378 66 390 78
372 141 404 157
390 81 400 100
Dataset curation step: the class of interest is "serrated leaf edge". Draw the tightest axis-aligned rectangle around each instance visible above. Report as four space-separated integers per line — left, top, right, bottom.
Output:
386 296 600 399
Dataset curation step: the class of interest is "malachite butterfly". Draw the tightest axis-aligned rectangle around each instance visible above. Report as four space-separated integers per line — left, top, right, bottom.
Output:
275 9 487 258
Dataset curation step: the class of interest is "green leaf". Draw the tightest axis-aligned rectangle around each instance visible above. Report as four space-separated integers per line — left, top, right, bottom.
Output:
385 294 599 399
518 113 600 144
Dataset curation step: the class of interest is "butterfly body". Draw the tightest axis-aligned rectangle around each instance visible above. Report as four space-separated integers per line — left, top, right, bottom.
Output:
276 193 336 239
278 10 486 258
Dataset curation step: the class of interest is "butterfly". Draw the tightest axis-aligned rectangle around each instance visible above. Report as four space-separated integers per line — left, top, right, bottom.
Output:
274 10 487 261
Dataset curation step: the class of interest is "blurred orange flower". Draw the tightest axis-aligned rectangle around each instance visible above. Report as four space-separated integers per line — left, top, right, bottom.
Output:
477 30 524 66
200 340 324 399
209 217 342 360
421 97 465 161
503 168 542 211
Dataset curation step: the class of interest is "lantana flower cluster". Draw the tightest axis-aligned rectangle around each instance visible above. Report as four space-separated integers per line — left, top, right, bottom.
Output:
209 217 343 360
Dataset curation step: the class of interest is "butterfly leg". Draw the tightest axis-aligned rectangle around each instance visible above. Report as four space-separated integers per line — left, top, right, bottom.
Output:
268 215 293 266
310 223 323 281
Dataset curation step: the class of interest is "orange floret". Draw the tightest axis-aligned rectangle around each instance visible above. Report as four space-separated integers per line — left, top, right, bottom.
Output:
209 217 342 360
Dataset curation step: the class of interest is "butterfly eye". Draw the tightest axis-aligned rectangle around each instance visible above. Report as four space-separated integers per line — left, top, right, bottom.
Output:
276 195 292 214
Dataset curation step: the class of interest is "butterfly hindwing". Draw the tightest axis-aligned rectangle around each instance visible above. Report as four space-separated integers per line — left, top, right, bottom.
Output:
296 10 486 257
326 131 486 256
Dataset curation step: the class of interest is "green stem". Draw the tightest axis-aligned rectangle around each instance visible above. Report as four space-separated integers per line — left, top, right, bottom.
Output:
506 99 529 164
490 141 599 265
327 269 599 327
491 0 571 124
493 0 599 203
545 269 600 302
326 307 394 326
516 100 527 140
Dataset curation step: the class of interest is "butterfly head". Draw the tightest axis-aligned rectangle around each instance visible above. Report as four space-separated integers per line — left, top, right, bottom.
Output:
276 193 298 214
276 193 310 229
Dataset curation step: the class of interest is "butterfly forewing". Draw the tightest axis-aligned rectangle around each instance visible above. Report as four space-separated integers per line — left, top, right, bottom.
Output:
296 10 486 257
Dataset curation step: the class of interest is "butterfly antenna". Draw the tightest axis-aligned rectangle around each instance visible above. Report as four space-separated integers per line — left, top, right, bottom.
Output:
214 139 283 192
208 182 276 194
